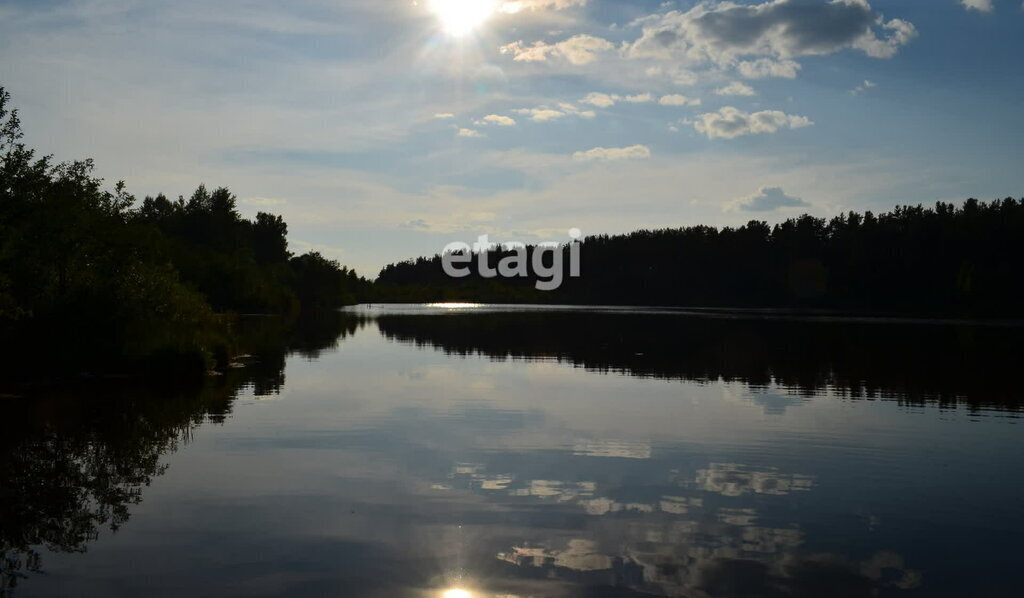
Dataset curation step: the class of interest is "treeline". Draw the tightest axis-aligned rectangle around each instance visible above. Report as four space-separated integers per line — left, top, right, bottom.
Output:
0 88 370 379
135 187 372 313
376 199 1024 316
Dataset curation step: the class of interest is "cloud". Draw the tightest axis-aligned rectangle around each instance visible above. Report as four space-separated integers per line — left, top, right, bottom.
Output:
850 79 877 95
500 34 615 65
959 0 994 12
475 114 517 126
737 58 802 79
580 92 655 108
513 107 566 121
0 0 978 280
697 462 814 496
580 92 618 107
581 92 618 108
659 94 700 107
727 186 811 212
644 64 700 85
715 81 757 96
433 113 455 119
694 106 813 139
499 0 587 13
854 17 917 59
624 93 654 103
572 145 652 162
457 128 483 137
626 0 917 65
514 103 594 121
557 102 597 118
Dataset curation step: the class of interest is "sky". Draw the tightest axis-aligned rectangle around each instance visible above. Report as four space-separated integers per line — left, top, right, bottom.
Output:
1 0 1022 276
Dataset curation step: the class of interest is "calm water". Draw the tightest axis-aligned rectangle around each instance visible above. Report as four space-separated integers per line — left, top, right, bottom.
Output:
3 305 1023 597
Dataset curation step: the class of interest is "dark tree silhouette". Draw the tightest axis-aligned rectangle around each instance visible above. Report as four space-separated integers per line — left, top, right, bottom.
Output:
375 200 1024 317
0 86 371 381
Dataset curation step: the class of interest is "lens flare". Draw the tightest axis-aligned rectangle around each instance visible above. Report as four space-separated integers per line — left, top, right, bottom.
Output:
429 0 498 36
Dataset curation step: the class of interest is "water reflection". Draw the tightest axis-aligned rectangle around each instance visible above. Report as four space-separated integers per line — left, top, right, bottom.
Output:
0 312 363 596
372 308 1024 410
2 306 1022 597
423 431 916 597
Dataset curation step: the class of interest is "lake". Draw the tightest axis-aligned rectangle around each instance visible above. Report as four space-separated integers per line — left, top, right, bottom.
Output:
2 304 1023 597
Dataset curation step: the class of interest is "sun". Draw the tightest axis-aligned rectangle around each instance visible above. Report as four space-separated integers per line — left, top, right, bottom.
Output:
429 0 498 36
441 589 472 598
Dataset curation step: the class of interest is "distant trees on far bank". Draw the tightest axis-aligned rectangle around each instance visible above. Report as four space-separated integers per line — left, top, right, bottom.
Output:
375 199 1024 317
0 87 371 378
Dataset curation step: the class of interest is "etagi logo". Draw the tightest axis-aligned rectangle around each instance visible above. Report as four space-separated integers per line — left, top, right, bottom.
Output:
441 228 582 291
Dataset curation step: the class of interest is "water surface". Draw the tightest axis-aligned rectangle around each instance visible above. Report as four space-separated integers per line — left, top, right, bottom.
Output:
2 305 1022 597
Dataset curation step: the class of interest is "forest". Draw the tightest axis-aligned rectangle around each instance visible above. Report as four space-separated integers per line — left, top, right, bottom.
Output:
5 79 1023 384
0 88 372 380
376 198 1024 316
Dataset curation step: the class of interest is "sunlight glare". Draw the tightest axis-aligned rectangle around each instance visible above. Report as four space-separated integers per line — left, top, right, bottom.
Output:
442 590 473 598
429 0 498 36
426 302 483 309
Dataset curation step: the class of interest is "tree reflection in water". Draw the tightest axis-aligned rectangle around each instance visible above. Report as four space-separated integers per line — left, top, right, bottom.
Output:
0 312 366 595
2 307 1020 597
374 309 1024 410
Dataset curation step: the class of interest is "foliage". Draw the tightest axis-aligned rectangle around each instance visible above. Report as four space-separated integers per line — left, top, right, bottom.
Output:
0 87 370 379
375 201 1024 316
290 252 374 311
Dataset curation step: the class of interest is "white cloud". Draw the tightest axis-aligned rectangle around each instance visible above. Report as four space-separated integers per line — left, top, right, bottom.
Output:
694 107 813 139
457 128 484 137
626 1 917 65
0 0 995 281
580 92 618 107
659 94 701 106
850 80 877 95
572 144 652 162
959 0 994 12
514 103 594 121
552 35 614 65
433 113 455 119
644 65 700 86
624 93 654 103
557 103 596 118
500 34 615 65
475 114 517 126
498 1 912 92
737 58 801 79
715 81 757 96
726 186 810 212
498 41 545 62
576 92 652 108
514 107 566 121
853 17 918 59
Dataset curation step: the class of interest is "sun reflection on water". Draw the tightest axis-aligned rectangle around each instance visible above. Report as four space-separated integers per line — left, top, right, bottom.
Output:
426 302 484 309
